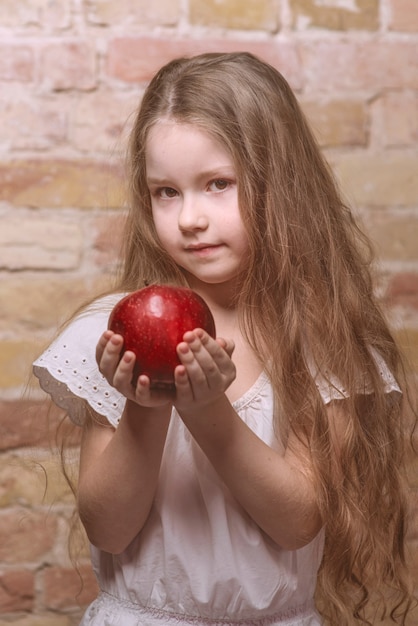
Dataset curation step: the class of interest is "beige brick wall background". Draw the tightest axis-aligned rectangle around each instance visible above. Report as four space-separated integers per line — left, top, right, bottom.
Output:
0 0 417 624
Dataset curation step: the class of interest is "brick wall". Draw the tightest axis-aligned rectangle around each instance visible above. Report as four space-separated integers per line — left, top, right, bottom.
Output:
0 1 417 624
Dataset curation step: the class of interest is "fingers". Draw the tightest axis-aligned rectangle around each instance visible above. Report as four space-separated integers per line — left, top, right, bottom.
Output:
96 330 123 374
96 330 174 408
96 330 135 392
216 336 235 359
96 328 235 410
174 329 236 404
134 374 175 407
96 329 114 364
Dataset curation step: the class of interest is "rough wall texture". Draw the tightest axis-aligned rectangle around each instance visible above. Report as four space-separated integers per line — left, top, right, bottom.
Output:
0 0 417 624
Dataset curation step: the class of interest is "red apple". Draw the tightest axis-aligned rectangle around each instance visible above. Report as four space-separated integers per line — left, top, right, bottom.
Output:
108 284 216 390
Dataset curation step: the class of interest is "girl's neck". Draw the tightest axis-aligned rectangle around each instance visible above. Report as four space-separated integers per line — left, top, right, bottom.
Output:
184 276 241 315
183 279 264 403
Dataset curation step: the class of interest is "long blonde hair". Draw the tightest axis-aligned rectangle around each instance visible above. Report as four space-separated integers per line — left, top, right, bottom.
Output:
117 52 415 624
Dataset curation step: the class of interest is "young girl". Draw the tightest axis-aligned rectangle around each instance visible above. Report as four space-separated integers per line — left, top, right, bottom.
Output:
33 52 415 625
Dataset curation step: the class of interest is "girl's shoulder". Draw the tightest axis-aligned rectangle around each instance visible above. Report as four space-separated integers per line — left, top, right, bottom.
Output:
33 292 127 427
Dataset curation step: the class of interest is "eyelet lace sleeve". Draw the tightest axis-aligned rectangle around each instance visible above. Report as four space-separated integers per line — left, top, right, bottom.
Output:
33 294 126 428
310 346 401 404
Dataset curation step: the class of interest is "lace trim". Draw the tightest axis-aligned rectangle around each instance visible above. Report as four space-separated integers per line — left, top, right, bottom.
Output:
33 360 125 427
308 346 401 404
87 591 317 625
232 372 270 411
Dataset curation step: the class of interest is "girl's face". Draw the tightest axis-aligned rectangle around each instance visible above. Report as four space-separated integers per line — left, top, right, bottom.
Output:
146 120 249 295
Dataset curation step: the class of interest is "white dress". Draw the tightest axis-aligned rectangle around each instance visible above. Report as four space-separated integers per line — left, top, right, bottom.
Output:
33 295 400 626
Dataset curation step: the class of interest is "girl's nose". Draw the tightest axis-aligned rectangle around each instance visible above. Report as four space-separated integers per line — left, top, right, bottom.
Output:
178 196 209 232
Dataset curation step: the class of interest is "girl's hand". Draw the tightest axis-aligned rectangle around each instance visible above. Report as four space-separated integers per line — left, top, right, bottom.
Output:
173 328 236 412
96 330 173 408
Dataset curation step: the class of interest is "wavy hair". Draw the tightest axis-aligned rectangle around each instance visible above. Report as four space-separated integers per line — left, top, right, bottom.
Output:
116 52 416 624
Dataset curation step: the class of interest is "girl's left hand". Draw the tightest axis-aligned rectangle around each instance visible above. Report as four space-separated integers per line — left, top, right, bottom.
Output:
173 329 235 412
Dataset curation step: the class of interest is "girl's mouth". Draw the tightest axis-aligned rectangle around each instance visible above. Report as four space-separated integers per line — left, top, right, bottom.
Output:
186 244 223 257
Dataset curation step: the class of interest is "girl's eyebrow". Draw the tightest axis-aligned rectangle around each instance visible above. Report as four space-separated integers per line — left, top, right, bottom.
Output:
146 176 172 185
201 166 236 179
147 166 236 185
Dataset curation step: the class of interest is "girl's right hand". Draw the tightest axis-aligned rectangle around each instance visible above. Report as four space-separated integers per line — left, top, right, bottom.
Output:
96 330 174 408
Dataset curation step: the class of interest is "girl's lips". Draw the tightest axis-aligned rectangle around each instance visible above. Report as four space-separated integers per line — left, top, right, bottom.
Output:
186 244 223 257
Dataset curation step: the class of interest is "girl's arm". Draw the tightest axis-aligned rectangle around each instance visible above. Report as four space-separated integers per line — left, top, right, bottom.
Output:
77 331 172 555
178 395 326 550
78 401 171 555
174 329 326 550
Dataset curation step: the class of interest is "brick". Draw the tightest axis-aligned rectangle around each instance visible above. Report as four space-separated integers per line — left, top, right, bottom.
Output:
0 339 42 389
42 0 72 29
0 275 102 333
42 563 98 610
383 271 418 327
394 328 418 374
291 0 378 31
301 98 367 147
0 454 46 507
331 153 418 208
0 509 58 563
38 454 78 506
0 453 75 507
0 400 56 451
0 399 81 451
389 0 418 32
189 0 279 32
301 41 418 91
0 159 125 209
107 37 303 90
378 92 418 147
360 211 418 264
384 273 418 312
0 213 82 270
0 569 34 612
40 41 97 92
0 0 71 28
71 91 139 153
0 0 39 25
0 44 34 82
91 211 126 271
85 0 180 26
0 96 68 150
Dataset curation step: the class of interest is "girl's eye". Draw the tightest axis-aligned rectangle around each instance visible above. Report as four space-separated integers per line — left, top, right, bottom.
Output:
208 179 230 192
159 187 178 199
